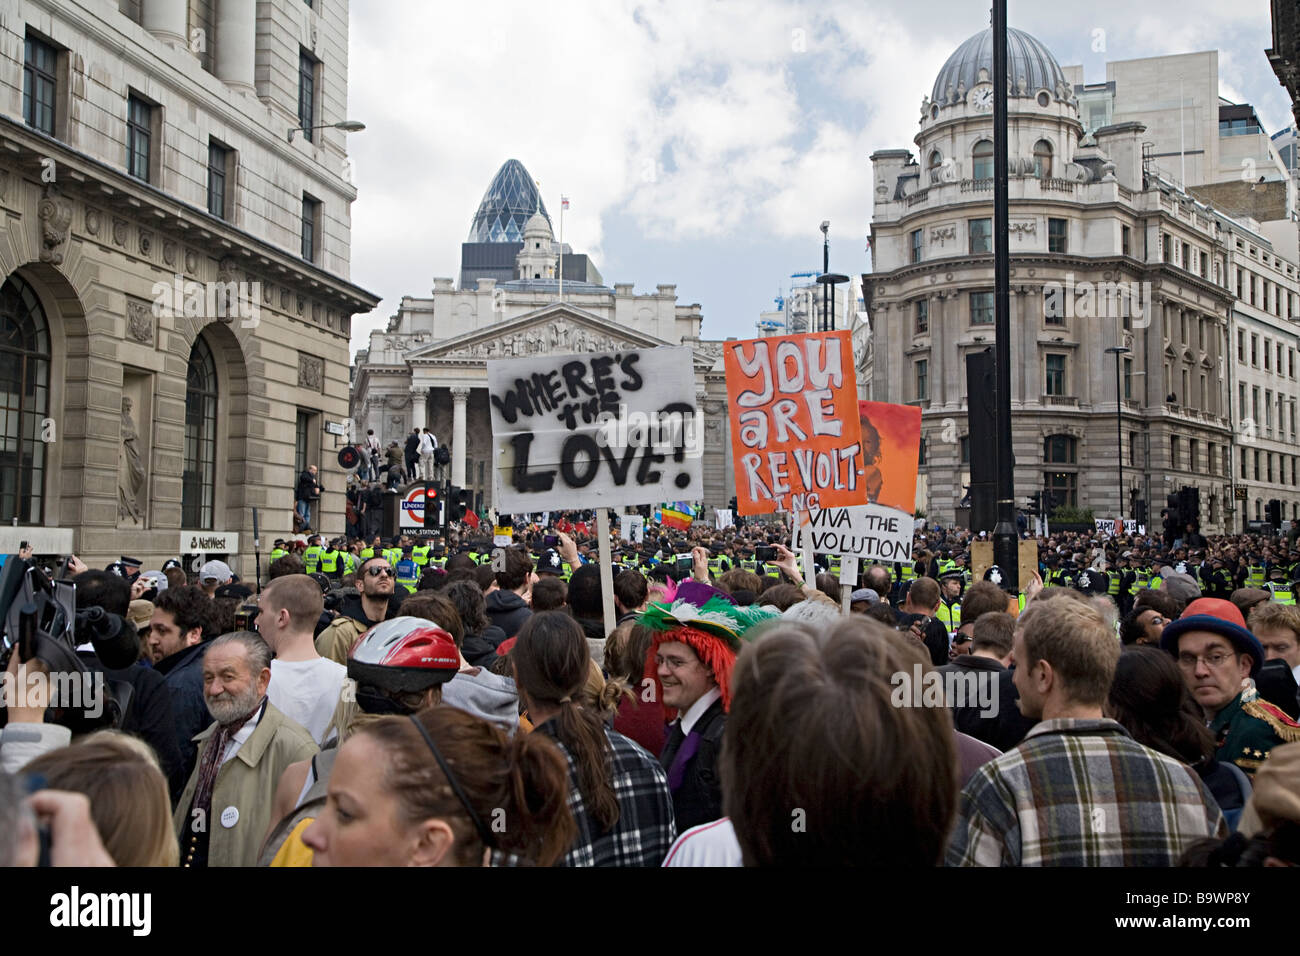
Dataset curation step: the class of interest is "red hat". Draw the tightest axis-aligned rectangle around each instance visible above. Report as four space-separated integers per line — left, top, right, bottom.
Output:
1181 598 1246 629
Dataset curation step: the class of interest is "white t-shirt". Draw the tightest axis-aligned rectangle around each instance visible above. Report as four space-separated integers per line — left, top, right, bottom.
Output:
661 817 743 867
268 657 347 744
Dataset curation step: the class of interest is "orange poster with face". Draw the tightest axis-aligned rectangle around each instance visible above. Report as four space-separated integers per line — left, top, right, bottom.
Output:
723 330 867 515
857 399 921 514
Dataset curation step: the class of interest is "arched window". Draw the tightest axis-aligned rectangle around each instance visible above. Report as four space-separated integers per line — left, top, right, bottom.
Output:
1043 434 1077 463
1033 139 1053 178
927 150 944 183
183 336 218 529
0 275 50 524
972 140 994 180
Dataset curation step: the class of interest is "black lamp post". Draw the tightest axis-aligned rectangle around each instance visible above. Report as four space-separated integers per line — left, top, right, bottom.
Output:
991 0 1017 589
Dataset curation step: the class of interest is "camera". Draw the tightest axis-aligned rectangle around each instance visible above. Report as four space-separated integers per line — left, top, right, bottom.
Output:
234 603 259 631
755 545 776 563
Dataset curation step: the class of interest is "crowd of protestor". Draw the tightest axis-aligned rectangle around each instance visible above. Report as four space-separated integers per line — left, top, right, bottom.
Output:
2 511 1299 867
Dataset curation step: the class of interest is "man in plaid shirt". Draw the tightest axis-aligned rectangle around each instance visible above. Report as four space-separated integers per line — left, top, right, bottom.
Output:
946 595 1226 866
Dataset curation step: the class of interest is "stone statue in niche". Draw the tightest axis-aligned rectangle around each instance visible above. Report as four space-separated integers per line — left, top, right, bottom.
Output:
118 396 146 523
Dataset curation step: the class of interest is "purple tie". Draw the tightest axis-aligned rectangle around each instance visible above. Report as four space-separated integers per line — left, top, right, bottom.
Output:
667 729 702 792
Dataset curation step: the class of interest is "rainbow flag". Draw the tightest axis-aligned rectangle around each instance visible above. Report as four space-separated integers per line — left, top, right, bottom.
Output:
660 505 692 530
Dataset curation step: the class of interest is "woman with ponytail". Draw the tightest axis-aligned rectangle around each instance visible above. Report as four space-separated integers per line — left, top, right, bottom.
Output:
512 611 676 866
301 706 574 866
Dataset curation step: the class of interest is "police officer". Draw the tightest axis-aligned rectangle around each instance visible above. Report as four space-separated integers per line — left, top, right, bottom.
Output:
935 571 963 637
411 538 431 571
302 535 324 575
269 539 289 564
395 546 419 593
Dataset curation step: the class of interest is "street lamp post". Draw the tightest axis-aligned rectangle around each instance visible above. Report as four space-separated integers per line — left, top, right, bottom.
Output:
1105 346 1131 519
287 119 366 143
817 221 849 331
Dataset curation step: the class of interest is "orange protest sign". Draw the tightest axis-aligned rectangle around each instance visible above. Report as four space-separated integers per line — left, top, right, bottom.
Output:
857 400 921 514
723 330 867 515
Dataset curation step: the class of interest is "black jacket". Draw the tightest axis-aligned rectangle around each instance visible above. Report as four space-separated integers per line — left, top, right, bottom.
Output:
296 469 319 501
659 697 725 832
404 434 420 459
935 655 1036 752
485 590 531 639
897 611 950 667
336 592 405 629
153 641 211 786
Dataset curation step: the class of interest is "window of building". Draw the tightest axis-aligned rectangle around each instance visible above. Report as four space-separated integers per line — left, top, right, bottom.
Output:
1162 233 1172 264
972 140 994 180
1189 438 1199 473
1048 218 1067 254
1254 449 1261 481
915 298 928 335
1129 431 1140 467
1266 389 1274 430
970 291 993 325
183 337 218 529
1253 385 1260 422
918 436 927 467
1223 447 1230 477
1033 140 1053 178
1268 453 1274 483
1241 447 1248 479
23 33 57 136
1044 471 1077 508
968 218 992 254
1265 339 1272 371
959 435 970 464
1181 242 1190 268
1045 354 1067 396
1121 225 1131 257
1238 330 1245 362
298 49 317 141
910 228 922 264
1199 250 1207 275
1171 436 1180 470
126 93 152 182
915 359 928 401
1044 434 1077 463
0 275 50 524
302 194 321 263
207 140 231 219
1251 334 1258 366
1123 357 1132 400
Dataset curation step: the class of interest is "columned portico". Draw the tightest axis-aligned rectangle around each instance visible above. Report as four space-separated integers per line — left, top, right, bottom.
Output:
214 0 257 94
410 385 427 432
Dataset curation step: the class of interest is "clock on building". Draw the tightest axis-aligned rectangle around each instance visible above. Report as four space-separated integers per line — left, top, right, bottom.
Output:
970 85 994 111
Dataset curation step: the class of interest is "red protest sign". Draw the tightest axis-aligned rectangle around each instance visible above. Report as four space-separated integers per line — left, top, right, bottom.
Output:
723 330 867 515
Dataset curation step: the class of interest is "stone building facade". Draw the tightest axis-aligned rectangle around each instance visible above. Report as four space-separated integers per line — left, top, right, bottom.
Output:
0 0 378 574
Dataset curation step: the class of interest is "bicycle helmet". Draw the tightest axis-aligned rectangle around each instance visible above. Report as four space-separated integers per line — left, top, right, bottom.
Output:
348 615 459 694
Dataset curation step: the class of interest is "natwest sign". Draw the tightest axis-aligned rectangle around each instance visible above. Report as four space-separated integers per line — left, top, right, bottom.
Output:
179 531 239 553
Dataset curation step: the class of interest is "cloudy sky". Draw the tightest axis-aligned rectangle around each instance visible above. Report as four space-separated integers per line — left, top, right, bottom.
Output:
343 0 1293 356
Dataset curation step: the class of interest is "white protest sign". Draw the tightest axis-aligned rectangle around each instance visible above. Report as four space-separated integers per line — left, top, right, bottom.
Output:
795 504 914 564
620 514 645 543
715 508 734 530
488 346 703 512
1094 518 1143 537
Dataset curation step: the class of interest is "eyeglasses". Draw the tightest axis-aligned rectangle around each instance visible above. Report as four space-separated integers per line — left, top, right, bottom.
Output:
1177 651 1236 670
365 566 394 578
655 654 698 671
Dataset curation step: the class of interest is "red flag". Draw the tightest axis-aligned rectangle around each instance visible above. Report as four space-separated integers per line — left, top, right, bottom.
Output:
463 509 480 529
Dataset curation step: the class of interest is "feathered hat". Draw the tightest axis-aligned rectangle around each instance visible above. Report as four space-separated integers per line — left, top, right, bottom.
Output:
639 590 778 712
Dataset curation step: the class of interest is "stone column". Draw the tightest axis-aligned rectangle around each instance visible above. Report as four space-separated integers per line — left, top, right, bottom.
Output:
143 0 188 47
929 293 944 408
451 387 469 486
214 0 257 94
409 385 426 432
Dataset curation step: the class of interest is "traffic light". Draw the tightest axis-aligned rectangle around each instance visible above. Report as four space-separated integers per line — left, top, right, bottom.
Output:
1135 498 1148 525
1266 499 1282 527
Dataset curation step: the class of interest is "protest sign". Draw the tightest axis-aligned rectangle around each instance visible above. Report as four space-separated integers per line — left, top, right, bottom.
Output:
1094 518 1144 537
715 508 734 530
724 330 866 515
620 514 645 543
792 400 921 563
488 347 703 512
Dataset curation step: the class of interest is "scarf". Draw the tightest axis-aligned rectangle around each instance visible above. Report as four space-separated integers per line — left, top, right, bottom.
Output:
191 697 266 826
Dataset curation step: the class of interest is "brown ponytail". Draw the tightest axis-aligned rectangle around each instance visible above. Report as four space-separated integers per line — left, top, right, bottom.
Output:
513 612 621 832
359 706 575 866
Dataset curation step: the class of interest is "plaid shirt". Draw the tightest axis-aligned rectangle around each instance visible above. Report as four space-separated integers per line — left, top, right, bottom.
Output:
537 720 677 867
945 718 1226 867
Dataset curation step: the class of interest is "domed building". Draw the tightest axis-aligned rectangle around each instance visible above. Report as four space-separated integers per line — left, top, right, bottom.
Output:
866 25 1238 532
